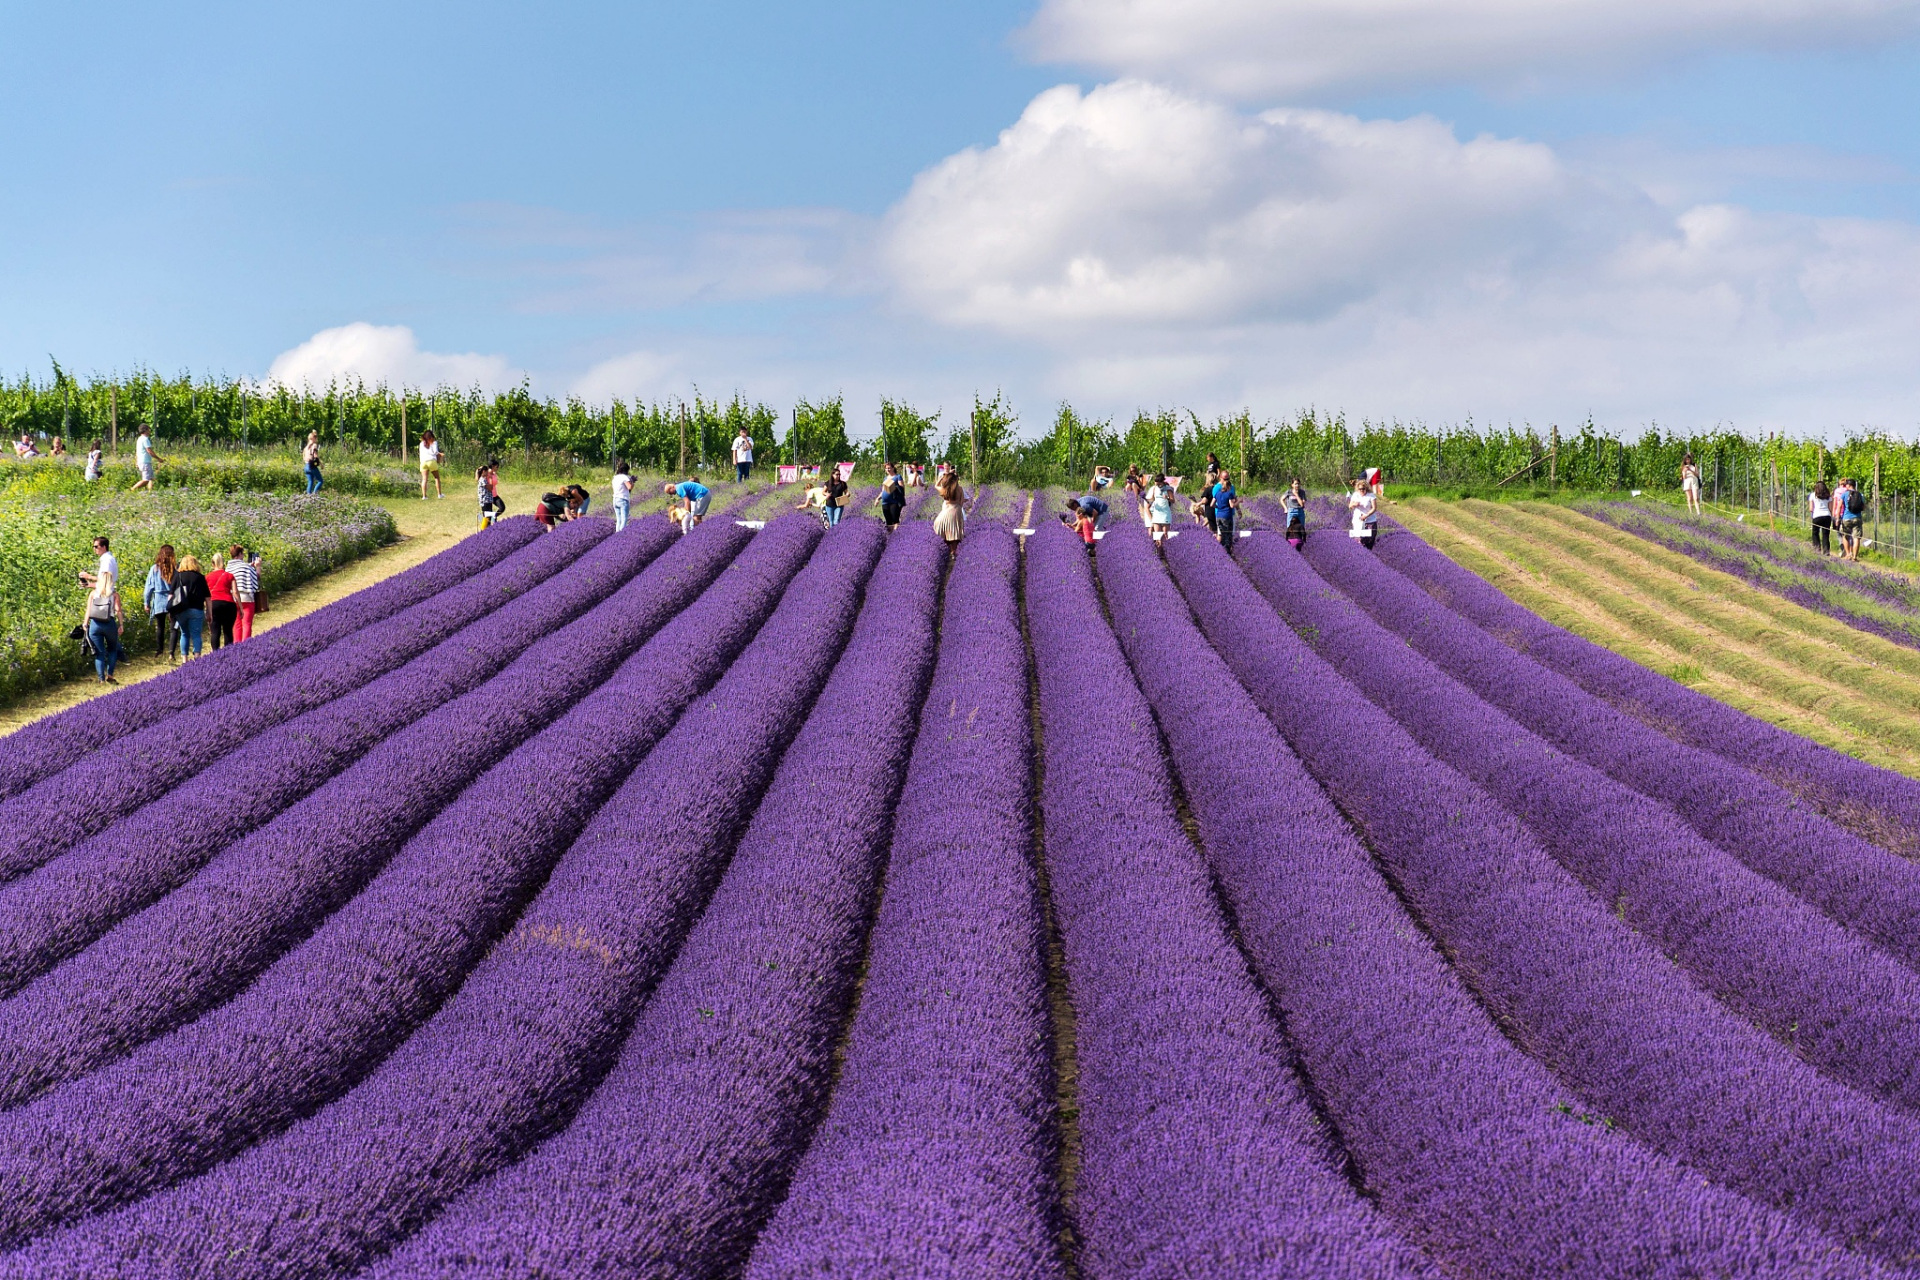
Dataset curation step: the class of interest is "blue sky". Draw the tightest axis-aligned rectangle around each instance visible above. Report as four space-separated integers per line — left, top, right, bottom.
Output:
4 1 1920 436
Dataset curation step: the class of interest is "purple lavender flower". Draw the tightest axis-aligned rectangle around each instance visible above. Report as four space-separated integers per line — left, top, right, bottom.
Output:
1370 516 1920 858
11 520 896 1278
0 518 608 882
1025 519 1440 1279
0 518 823 1246
744 524 1066 1280
1094 522 1881 1280
1174 527 1920 1266
0 519 676 996
0 517 542 802
1297 519 1920 989
358 522 948 1279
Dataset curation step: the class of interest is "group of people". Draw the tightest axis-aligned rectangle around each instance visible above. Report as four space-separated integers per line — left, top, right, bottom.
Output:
1684 451 1875 562
1809 478 1869 559
75 536 262 683
13 430 158 490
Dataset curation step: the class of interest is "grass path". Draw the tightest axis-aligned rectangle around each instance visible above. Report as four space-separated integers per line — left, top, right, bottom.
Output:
1393 498 1920 779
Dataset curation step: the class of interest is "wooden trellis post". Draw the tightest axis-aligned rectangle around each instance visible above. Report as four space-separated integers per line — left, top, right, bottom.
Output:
677 404 688 476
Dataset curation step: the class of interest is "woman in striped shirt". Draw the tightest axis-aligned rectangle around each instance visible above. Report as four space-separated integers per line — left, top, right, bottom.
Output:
227 544 261 642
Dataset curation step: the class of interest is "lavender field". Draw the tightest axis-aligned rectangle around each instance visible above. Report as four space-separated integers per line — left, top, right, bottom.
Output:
3 496 1920 1278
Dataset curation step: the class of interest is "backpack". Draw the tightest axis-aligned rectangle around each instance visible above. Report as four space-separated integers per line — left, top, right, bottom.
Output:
1846 489 1865 518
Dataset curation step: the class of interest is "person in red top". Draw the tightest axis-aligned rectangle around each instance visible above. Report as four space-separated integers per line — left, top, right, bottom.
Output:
204 555 238 650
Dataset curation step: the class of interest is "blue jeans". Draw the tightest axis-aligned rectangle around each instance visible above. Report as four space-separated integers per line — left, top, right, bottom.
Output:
176 608 204 657
88 618 122 679
613 498 630 532
305 465 323 493
736 461 751 482
825 504 842 527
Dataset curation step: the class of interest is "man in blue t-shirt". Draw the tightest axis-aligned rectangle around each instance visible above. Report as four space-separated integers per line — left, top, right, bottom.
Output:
1067 494 1110 531
1211 474 1238 548
666 477 712 532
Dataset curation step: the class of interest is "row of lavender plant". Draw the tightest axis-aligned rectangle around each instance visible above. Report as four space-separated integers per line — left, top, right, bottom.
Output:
362 522 948 1278
0 520 676 994
0 518 750 1115
1093 523 1879 1280
1024 520 1440 1279
1369 515 1920 858
0 516 543 801
1596 498 1920 614
0 518 823 1247
1183 530 1920 1263
1295 522 1920 983
1249 529 1920 1120
1581 501 1920 650
13 519 896 1278
0 516 611 883
742 524 1066 1279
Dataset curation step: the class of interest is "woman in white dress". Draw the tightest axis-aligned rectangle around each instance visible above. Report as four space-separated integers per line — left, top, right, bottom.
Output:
1681 454 1703 516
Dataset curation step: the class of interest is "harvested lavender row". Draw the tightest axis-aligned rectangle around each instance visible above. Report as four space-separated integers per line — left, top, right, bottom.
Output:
1025 521 1440 1280
1601 501 1920 613
1094 524 1878 1280
0 516 542 802
0 516 611 882
1585 501 1920 648
745 525 1065 1280
0 525 823 1247
367 523 947 1280
1370 519 1920 858
1300 525 1920 980
18 521 891 1279
1246 532 1920 1116
0 521 675 995
0 519 752 1115
1182 530 1920 1264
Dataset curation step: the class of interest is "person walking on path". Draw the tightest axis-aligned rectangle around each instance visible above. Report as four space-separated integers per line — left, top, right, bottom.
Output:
668 476 710 533
1211 471 1239 548
822 470 848 527
1680 454 1703 516
419 430 444 499
80 535 118 591
302 431 324 494
1838 478 1867 561
170 555 210 659
933 469 965 557
879 462 905 531
130 426 161 492
84 440 102 483
204 555 238 650
732 428 754 483
611 462 633 532
142 545 177 659
1809 481 1834 555
1146 474 1174 544
81 573 126 684
1348 475 1379 549
227 545 259 642
1282 479 1309 544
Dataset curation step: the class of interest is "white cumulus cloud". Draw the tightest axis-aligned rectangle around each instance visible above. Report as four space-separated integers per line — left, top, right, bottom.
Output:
884 80 1633 333
878 79 1920 429
265 322 520 393
1021 0 1920 98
